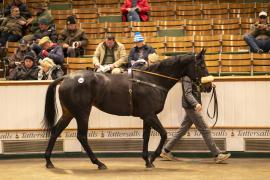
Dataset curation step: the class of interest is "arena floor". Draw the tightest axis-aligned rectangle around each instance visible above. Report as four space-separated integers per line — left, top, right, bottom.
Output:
0 157 269 180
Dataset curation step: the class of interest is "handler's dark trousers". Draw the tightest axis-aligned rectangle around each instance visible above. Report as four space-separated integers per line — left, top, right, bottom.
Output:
164 108 221 156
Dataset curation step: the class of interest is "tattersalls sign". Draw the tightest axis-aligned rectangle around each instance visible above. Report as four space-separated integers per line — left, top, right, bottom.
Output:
0 129 270 140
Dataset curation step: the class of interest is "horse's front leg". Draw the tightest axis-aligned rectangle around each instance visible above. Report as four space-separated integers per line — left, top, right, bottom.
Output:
148 114 167 166
142 121 153 168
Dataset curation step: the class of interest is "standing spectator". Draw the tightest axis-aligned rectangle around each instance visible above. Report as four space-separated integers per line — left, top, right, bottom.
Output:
7 52 39 80
93 34 127 74
0 6 27 46
58 15 89 57
38 57 64 80
37 36 64 65
121 0 150 22
243 11 270 53
128 32 156 68
28 3 54 34
4 0 32 19
8 39 36 71
160 76 231 163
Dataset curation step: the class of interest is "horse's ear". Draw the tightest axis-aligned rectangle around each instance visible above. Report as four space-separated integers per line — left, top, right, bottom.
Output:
197 48 206 60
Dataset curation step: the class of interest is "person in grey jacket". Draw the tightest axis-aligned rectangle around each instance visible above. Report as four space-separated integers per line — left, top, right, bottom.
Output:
160 76 231 163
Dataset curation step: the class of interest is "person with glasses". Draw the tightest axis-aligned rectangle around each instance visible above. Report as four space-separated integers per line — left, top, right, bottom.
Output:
243 11 270 53
93 34 127 74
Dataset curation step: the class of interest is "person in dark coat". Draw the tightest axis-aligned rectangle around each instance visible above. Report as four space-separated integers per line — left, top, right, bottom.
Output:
7 52 39 80
0 6 27 46
37 36 64 65
58 15 88 57
160 76 231 163
128 32 156 68
8 39 36 71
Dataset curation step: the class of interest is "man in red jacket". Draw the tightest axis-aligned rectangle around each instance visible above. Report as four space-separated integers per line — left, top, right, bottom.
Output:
121 0 150 22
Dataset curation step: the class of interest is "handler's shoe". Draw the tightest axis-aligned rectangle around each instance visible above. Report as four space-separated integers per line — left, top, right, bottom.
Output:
160 151 178 161
215 153 231 164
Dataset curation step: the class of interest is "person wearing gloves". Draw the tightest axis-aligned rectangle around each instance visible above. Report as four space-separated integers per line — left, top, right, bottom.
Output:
37 36 64 65
58 15 89 57
160 75 231 164
93 34 127 74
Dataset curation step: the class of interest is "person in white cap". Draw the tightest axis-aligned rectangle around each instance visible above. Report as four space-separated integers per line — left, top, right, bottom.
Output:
128 32 156 68
160 75 231 164
243 11 270 53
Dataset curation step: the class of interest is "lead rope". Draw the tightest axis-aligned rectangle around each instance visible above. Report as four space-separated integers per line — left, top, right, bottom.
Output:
206 86 218 128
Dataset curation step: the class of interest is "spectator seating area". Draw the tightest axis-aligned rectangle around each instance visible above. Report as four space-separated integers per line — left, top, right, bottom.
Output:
1 0 270 77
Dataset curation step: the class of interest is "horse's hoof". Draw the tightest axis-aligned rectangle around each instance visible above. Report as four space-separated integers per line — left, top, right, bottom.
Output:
98 164 108 170
46 163 55 169
146 163 155 168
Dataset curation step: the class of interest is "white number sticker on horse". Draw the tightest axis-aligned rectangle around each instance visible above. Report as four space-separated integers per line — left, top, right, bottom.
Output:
78 77 84 83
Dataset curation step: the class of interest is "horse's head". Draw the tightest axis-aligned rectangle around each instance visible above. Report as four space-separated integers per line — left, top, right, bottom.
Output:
186 49 210 84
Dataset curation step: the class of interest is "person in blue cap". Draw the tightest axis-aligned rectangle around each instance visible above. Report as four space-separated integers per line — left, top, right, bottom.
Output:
128 32 156 68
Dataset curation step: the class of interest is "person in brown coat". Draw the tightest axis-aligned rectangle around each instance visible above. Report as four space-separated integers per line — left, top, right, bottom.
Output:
58 15 88 57
0 6 27 46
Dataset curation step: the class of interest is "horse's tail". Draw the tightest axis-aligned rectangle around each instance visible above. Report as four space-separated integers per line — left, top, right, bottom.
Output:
43 77 65 135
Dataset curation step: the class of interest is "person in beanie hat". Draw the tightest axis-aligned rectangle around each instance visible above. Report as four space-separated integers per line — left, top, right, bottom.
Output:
160 75 231 163
58 15 88 57
8 39 36 72
28 2 54 34
128 32 156 68
121 0 150 22
8 52 39 80
93 33 127 74
243 11 270 53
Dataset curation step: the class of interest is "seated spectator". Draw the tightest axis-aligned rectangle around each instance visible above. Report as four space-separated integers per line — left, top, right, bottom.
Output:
24 18 57 43
4 0 32 19
121 0 150 22
7 52 39 80
8 39 36 72
38 57 64 80
28 3 54 34
37 36 64 65
243 11 270 53
128 32 156 68
93 34 127 74
0 6 27 46
58 15 88 57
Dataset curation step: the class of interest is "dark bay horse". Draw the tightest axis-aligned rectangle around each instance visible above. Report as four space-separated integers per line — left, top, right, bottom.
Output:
43 49 209 169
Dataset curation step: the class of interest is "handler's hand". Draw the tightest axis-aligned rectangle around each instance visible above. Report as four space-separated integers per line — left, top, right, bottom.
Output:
195 104 202 112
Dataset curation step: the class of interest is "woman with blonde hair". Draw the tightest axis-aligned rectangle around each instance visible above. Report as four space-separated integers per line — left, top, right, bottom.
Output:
38 57 63 80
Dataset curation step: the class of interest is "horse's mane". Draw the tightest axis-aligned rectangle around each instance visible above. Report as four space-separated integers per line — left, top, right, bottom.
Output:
143 54 191 73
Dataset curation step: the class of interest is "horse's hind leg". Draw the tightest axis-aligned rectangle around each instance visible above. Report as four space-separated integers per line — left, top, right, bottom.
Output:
146 114 167 166
142 121 153 168
45 112 73 168
75 113 107 170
